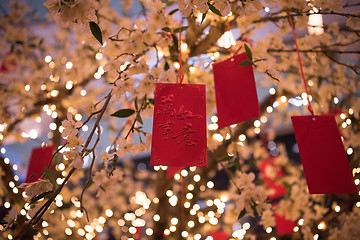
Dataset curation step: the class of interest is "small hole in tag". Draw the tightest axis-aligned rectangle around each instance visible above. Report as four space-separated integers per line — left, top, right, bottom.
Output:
312 117 316 121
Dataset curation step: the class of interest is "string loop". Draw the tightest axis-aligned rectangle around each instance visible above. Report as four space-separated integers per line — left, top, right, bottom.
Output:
178 24 184 84
287 12 314 116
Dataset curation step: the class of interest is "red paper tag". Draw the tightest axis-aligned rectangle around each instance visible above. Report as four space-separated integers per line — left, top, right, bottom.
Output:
291 115 357 194
25 145 54 183
150 83 207 167
212 53 260 128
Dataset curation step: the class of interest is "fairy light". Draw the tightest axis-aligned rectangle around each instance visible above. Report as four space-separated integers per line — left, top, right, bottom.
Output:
264 7 270 12
314 234 319 240
105 209 113 217
65 61 73 69
95 53 103 60
4 202 10 208
194 233 202 240
50 90 59 97
188 220 195 228
207 181 214 188
243 222 250 230
186 193 193 200
317 221 326 230
206 200 213 207
94 72 101 79
182 231 189 237
355 179 359 185
254 120 261 127
184 202 191 208
12 164 18 171
75 114 82 121
169 195 178 206
280 96 287 103
267 106 273 113
44 55 52 63
347 148 353 155
174 62 180 69
166 190 173 197
146 228 153 236
181 170 188 177
334 97 339 104
269 88 276 95
211 116 218 123
80 90 87 96
153 214 160 221
349 108 354 115
213 133 223 142
298 219 304 225
340 113 346 119
25 85 30 91
66 81 73 90
49 61 55 69
194 174 201 182
85 233 93 239
154 166 160 171
293 226 299 232
266 227 272 233
95 225 103 233
335 205 340 212
260 116 268 123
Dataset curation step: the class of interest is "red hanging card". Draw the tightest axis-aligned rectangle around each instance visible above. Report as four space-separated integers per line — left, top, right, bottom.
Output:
291 115 357 194
151 83 207 167
25 145 54 183
212 53 260 129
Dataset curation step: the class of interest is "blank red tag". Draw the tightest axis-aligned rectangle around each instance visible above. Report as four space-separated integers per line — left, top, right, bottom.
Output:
25 145 54 183
151 83 207 167
212 53 260 129
291 115 357 194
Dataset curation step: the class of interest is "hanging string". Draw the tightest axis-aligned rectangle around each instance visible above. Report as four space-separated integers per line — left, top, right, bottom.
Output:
227 20 233 57
287 12 314 116
178 24 184 84
180 175 185 221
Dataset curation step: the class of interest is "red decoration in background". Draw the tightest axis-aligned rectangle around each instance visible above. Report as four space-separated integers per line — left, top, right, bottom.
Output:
291 115 357 194
25 145 54 183
212 52 260 129
208 230 229 240
260 157 296 234
259 157 287 200
0 53 16 73
274 213 296 235
151 83 207 167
